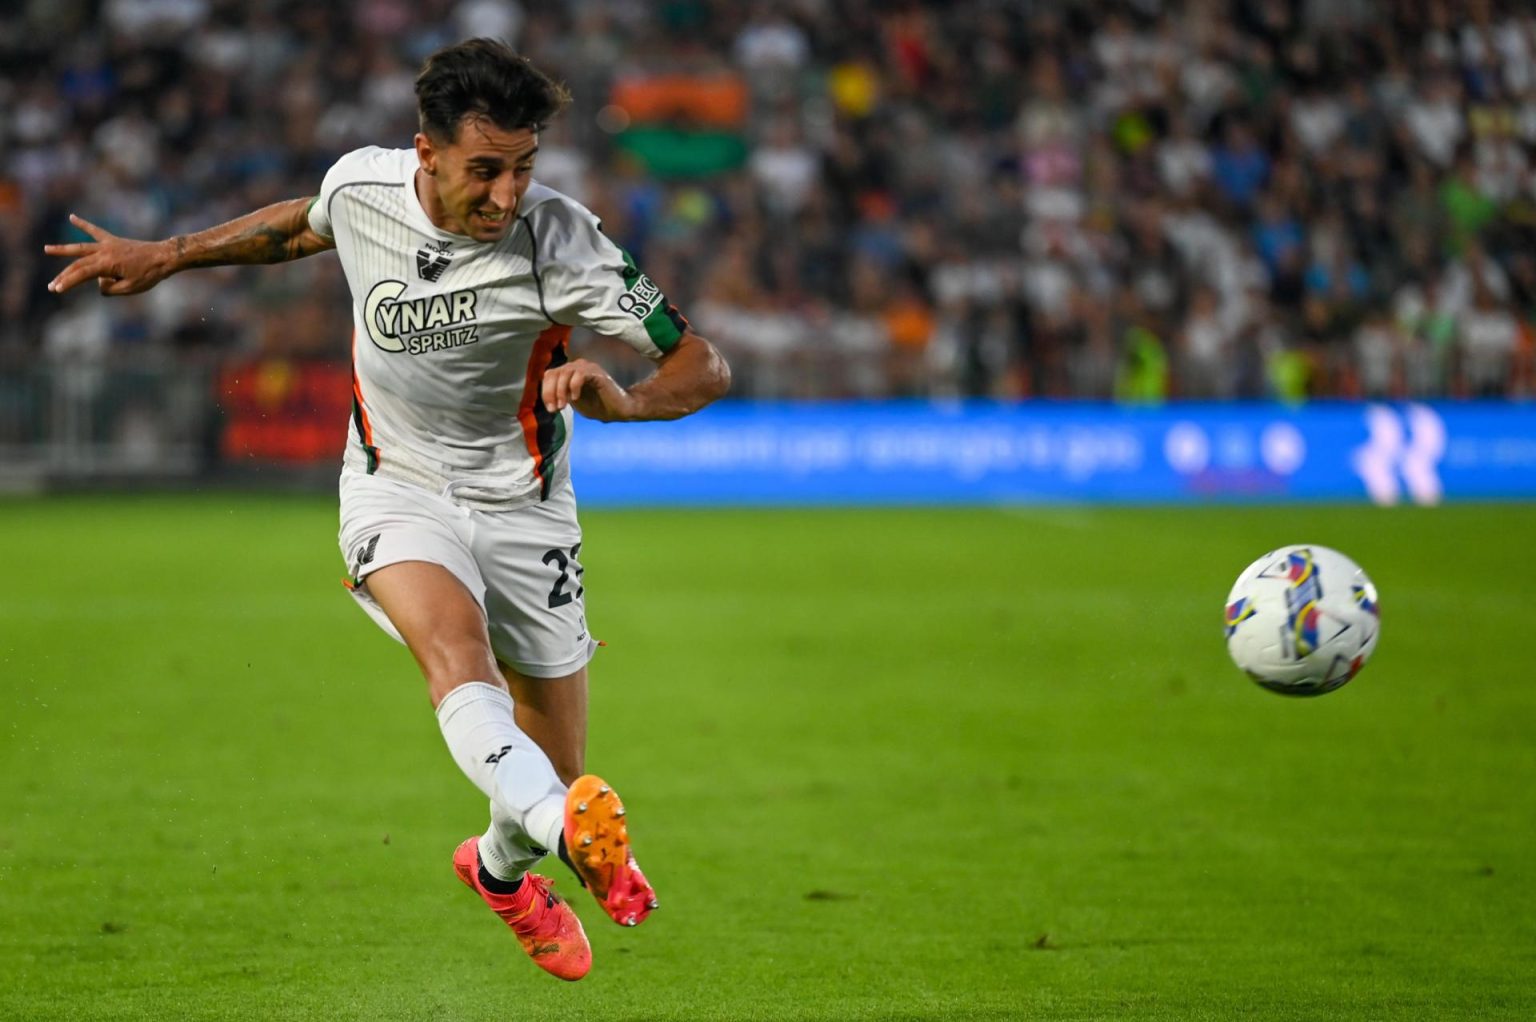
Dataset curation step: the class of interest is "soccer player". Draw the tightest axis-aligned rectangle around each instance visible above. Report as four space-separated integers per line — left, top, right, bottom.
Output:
44 39 730 982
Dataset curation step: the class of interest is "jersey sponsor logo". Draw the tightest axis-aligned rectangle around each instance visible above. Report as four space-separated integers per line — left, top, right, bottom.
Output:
416 240 453 282
616 274 663 321
363 279 480 355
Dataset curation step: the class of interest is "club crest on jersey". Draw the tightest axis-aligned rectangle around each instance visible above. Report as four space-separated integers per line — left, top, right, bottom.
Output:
363 279 480 355
416 240 453 282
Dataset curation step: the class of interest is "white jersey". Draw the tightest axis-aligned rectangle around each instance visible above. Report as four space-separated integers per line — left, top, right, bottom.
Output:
306 146 688 509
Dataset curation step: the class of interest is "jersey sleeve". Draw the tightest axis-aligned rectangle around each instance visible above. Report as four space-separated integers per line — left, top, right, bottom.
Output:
305 146 392 242
305 193 332 241
304 161 343 241
536 200 689 358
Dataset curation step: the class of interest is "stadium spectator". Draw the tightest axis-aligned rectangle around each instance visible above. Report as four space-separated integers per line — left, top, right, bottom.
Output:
8 0 1536 402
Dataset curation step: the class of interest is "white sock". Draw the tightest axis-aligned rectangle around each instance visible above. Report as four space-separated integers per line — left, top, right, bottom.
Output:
434 681 567 880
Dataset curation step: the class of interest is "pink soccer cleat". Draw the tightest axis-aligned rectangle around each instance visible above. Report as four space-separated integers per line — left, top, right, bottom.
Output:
452 838 592 981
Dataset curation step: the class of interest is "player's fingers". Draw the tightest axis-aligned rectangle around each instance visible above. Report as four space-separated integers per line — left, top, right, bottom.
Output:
559 369 588 409
42 242 97 257
101 276 140 296
48 260 102 294
564 368 593 406
69 214 116 241
541 367 564 409
545 365 584 410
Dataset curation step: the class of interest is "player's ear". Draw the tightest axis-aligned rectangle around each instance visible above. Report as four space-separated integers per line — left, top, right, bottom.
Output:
414 133 437 176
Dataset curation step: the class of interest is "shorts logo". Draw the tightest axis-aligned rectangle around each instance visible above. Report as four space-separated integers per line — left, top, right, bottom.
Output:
616 274 663 321
350 534 379 578
363 278 480 355
416 240 453 282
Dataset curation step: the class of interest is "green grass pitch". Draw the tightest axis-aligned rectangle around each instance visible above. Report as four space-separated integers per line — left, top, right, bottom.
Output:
2 495 1534 1020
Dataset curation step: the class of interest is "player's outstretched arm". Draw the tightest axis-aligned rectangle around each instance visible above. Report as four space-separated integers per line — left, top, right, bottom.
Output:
44 198 334 296
543 331 731 423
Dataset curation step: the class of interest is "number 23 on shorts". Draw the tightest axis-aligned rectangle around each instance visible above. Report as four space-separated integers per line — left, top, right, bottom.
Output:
542 543 584 609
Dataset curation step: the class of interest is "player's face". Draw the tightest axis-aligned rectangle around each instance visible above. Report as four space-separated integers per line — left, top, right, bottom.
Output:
416 116 538 242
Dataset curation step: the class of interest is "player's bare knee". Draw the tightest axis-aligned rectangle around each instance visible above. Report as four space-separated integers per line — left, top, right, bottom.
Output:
415 634 503 702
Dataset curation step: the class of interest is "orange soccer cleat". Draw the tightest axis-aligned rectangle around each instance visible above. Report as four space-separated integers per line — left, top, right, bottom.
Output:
563 774 659 928
452 838 592 981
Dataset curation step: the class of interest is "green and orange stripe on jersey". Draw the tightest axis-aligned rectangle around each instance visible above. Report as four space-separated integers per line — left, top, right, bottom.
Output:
350 331 381 473
519 323 571 500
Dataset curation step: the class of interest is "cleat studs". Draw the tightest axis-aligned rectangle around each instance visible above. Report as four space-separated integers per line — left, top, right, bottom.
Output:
648 898 660 909
624 917 637 927
580 835 594 847
575 802 588 814
598 785 611 795
614 807 626 817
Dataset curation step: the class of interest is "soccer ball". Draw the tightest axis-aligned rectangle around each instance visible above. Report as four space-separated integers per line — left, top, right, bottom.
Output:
1223 545 1380 696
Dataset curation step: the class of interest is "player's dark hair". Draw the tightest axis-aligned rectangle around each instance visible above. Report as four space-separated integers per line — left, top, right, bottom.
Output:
415 39 570 142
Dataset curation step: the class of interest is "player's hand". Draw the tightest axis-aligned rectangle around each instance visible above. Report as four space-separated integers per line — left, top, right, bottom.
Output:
43 214 176 296
541 358 638 422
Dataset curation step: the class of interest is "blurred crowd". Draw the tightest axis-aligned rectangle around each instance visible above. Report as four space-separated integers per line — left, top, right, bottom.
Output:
4 0 1536 401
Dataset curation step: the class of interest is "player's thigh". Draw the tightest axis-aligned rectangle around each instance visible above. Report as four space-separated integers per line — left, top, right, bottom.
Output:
338 472 497 703
368 561 501 704
471 482 598 681
501 660 588 785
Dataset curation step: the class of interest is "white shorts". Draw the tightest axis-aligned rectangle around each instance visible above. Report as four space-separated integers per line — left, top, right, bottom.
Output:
338 470 599 678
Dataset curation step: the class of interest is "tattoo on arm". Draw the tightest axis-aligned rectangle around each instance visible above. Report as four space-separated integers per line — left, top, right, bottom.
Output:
177 225 288 266
170 198 330 269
